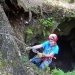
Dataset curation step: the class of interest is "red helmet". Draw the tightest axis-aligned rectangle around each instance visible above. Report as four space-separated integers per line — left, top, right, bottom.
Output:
48 34 58 42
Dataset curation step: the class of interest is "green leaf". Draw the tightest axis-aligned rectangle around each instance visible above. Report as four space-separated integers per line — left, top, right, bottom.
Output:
52 69 64 75
22 56 27 63
47 18 51 21
42 30 46 36
26 29 33 34
65 70 75 75
42 21 47 25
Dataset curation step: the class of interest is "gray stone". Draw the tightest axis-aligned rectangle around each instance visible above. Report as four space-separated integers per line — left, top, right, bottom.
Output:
0 5 30 75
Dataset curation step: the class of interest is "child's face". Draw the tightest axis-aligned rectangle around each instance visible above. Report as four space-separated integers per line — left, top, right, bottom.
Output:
49 40 56 46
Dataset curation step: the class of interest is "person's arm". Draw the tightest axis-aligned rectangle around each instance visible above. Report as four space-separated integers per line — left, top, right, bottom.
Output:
26 44 42 50
26 41 48 50
31 44 42 49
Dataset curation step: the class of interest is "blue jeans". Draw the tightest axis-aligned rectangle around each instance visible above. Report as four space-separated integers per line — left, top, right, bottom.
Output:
30 56 52 70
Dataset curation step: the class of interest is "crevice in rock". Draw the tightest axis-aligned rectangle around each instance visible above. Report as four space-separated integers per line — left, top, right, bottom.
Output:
5 0 21 14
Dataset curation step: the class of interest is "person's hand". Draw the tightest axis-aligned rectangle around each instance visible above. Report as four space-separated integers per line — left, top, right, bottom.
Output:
44 54 49 57
38 53 42 58
38 53 43 58
26 47 32 50
44 54 56 59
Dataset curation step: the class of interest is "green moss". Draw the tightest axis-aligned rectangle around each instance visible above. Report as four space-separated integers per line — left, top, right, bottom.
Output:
8 59 19 67
0 60 5 67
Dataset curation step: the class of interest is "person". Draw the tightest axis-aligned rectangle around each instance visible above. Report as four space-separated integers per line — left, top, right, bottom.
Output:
26 34 59 70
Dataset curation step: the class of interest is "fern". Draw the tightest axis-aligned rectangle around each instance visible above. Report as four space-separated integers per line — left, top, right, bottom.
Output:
52 68 64 75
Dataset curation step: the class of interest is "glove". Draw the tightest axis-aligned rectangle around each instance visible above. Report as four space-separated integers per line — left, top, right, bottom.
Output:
26 47 32 50
38 53 43 58
38 52 44 58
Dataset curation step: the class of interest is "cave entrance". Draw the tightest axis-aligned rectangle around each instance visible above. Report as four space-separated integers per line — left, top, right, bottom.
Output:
50 26 75 72
50 34 75 72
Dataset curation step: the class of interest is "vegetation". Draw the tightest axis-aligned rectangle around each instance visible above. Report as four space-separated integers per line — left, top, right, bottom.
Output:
51 68 75 75
39 17 54 27
22 56 75 75
38 17 54 36
26 28 33 34
58 0 75 3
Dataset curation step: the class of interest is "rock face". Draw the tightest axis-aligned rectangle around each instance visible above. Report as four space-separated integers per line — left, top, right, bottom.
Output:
2 0 75 41
0 5 26 75
1 0 75 73
1 0 75 36
17 0 75 35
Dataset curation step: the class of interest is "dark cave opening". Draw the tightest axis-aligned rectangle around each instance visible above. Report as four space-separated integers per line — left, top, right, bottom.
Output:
50 35 75 72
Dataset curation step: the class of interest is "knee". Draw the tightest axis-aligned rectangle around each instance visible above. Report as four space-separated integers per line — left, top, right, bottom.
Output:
39 64 45 70
30 59 34 63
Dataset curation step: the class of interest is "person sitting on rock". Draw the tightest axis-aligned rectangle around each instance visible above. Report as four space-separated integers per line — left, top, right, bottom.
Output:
26 34 59 70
